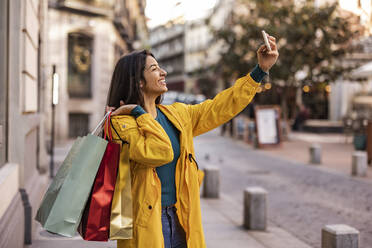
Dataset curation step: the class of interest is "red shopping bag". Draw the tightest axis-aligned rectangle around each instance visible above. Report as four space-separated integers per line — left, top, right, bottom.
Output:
79 112 120 241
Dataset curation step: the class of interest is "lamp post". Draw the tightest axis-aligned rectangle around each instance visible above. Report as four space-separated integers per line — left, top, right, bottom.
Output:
50 65 59 178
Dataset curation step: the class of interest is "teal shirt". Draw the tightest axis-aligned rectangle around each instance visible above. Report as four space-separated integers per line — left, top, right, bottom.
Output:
154 108 180 207
131 106 180 207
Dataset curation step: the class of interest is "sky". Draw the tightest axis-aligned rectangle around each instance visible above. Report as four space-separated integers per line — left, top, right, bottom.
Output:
145 0 218 28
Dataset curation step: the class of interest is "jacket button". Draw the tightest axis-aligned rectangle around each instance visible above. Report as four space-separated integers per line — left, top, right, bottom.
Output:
148 205 152 210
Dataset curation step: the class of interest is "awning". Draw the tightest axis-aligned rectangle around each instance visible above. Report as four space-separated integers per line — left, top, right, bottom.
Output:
351 61 372 78
353 95 372 106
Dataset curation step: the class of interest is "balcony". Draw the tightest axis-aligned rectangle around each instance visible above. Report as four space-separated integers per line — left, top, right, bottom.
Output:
50 0 114 17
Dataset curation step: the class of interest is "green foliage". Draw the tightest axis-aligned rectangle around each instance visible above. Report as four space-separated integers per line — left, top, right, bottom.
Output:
213 0 362 86
196 76 217 99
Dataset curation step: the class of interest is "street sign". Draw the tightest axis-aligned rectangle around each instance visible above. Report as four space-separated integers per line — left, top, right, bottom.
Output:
254 105 282 148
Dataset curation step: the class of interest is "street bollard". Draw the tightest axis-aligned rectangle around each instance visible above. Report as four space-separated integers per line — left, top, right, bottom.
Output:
243 187 267 230
310 143 322 164
322 224 359 248
203 166 219 198
252 133 259 149
352 151 367 177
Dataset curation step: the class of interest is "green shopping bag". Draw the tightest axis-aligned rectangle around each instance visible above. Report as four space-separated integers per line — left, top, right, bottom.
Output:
35 113 110 237
35 136 84 225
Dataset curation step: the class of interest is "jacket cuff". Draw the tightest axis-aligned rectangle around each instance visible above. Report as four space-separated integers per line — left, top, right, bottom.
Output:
131 105 146 118
241 73 261 88
250 64 268 83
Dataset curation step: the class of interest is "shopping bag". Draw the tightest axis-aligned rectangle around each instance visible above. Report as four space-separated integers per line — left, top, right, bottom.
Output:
79 112 120 241
35 112 110 237
109 128 133 240
35 137 84 225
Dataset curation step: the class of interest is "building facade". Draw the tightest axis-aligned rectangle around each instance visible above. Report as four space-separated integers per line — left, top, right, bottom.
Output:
149 21 186 91
184 18 213 94
184 0 235 96
312 0 372 120
330 37 372 121
0 0 49 247
47 0 148 141
149 0 235 95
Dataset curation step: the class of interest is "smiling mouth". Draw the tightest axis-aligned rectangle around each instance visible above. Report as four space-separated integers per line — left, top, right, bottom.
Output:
159 80 166 85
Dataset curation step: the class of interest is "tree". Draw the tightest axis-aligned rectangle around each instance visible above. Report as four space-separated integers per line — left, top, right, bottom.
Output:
197 76 217 99
212 0 362 119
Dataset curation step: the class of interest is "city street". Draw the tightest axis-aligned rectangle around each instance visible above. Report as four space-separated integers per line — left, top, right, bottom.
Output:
2 0 372 247
194 128 372 248
29 127 372 248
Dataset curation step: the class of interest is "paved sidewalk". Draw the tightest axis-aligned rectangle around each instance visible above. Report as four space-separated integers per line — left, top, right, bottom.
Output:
29 194 311 248
256 132 372 183
28 137 313 248
202 194 312 248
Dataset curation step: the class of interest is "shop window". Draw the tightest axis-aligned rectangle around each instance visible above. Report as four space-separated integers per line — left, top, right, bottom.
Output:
67 32 93 98
69 113 89 138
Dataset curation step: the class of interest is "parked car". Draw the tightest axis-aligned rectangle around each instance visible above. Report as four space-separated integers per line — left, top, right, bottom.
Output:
162 91 206 105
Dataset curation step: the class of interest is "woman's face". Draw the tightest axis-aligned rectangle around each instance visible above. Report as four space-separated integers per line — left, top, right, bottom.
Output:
142 56 168 97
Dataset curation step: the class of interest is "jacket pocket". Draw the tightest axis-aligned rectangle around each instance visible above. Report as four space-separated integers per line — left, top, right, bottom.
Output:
136 197 156 227
188 153 204 187
135 169 159 227
188 153 199 170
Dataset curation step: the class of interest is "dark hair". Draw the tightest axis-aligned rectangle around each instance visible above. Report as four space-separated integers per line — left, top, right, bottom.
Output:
106 50 162 109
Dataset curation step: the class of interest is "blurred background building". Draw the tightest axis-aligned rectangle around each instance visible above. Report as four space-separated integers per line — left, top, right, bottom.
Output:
47 0 148 140
150 20 186 91
184 0 235 96
0 0 147 247
150 0 235 96
320 0 372 122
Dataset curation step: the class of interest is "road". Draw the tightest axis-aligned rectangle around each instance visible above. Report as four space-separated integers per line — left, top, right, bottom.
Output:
194 129 372 248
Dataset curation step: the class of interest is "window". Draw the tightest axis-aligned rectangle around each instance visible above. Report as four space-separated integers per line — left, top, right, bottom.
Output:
69 113 89 138
67 32 93 98
0 0 8 166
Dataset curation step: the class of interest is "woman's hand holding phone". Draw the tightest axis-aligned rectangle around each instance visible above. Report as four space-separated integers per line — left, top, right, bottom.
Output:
257 31 279 72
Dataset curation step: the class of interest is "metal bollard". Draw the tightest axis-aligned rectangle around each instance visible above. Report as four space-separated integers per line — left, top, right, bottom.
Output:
203 166 220 198
243 187 267 230
322 224 359 248
310 143 322 164
352 151 367 177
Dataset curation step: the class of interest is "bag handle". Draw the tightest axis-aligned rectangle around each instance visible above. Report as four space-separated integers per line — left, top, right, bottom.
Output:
108 113 114 140
96 110 129 145
91 111 111 136
104 111 113 141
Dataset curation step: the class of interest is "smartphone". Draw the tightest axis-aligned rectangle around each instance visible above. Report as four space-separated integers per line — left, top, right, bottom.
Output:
261 30 272 51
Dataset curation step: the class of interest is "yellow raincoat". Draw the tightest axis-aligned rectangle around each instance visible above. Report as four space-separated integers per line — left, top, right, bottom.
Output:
111 74 260 248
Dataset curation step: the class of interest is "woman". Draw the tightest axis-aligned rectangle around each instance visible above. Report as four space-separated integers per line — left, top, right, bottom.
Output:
106 35 278 248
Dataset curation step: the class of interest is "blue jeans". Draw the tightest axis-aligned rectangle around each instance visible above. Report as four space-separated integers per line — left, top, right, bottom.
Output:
161 206 187 248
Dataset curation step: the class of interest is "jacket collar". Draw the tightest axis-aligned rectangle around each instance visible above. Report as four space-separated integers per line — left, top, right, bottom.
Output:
157 104 184 134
